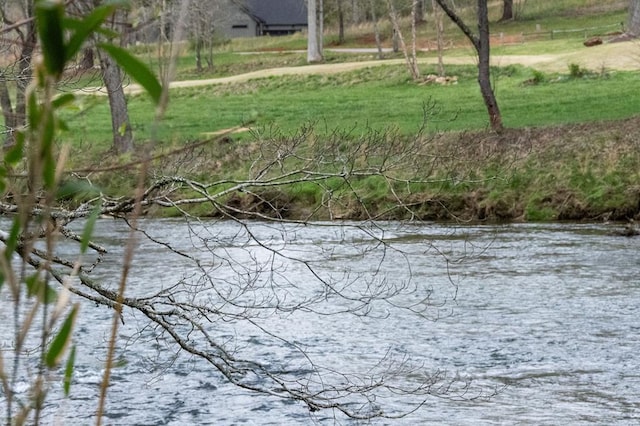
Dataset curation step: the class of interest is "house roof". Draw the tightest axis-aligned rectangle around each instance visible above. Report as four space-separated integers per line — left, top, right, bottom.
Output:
243 0 307 26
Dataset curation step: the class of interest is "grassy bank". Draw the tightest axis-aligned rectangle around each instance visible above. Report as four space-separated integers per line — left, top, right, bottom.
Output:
73 115 640 223
228 117 640 222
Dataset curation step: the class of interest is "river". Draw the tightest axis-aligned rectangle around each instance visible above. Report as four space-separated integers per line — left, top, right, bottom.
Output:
1 220 639 424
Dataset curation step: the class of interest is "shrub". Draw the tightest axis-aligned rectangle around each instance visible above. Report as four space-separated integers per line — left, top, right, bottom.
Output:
568 63 586 79
531 69 546 84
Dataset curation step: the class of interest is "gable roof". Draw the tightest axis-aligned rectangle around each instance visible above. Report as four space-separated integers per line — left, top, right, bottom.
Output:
243 0 307 26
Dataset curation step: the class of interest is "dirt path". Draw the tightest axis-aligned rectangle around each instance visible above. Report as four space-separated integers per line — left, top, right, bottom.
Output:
78 41 638 96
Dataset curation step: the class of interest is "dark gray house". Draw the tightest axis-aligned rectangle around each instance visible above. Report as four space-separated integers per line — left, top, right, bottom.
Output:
228 0 308 38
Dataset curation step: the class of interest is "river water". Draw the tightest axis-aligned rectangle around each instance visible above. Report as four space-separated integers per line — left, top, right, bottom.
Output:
1 220 639 424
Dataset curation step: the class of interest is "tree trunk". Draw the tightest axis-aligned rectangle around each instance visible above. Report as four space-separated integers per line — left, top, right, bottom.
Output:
14 7 36 134
195 38 203 72
477 0 503 131
351 0 362 24
99 51 134 153
318 0 324 54
387 0 420 80
79 48 95 71
307 0 323 62
1 14 37 146
411 0 419 72
414 0 424 24
500 0 513 21
629 0 640 36
434 0 503 132
0 80 17 146
392 29 399 52
370 0 384 59
206 43 214 70
432 0 445 76
158 0 169 80
337 0 345 44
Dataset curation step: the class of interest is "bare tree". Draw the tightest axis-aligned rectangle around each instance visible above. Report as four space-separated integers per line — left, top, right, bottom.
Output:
98 50 134 153
629 0 640 36
183 0 235 72
370 0 385 58
434 0 503 132
387 0 421 80
414 0 424 24
432 0 445 76
339 0 346 44
411 0 420 68
333 0 346 44
351 0 363 23
319 0 324 53
499 0 513 21
0 0 36 146
191 3 216 71
99 8 136 153
308 0 324 62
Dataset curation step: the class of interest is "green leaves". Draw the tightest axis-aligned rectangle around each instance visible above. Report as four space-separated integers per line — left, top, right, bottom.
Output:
64 5 117 63
34 0 162 106
81 202 102 255
4 135 24 165
45 305 79 368
36 0 66 77
56 180 100 201
34 0 163 107
25 274 57 304
40 108 56 190
34 0 163 104
1 0 165 411
52 93 75 109
99 43 163 105
4 218 21 262
63 345 76 396
36 0 118 79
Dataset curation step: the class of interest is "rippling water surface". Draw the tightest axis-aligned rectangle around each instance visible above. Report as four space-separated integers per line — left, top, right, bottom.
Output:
1 220 639 424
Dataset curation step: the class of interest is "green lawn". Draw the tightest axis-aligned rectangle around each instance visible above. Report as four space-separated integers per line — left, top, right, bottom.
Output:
63 63 640 148
45 0 638 149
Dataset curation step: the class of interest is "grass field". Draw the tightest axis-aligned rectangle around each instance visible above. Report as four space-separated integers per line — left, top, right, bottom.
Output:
64 61 640 150
52 0 635 149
